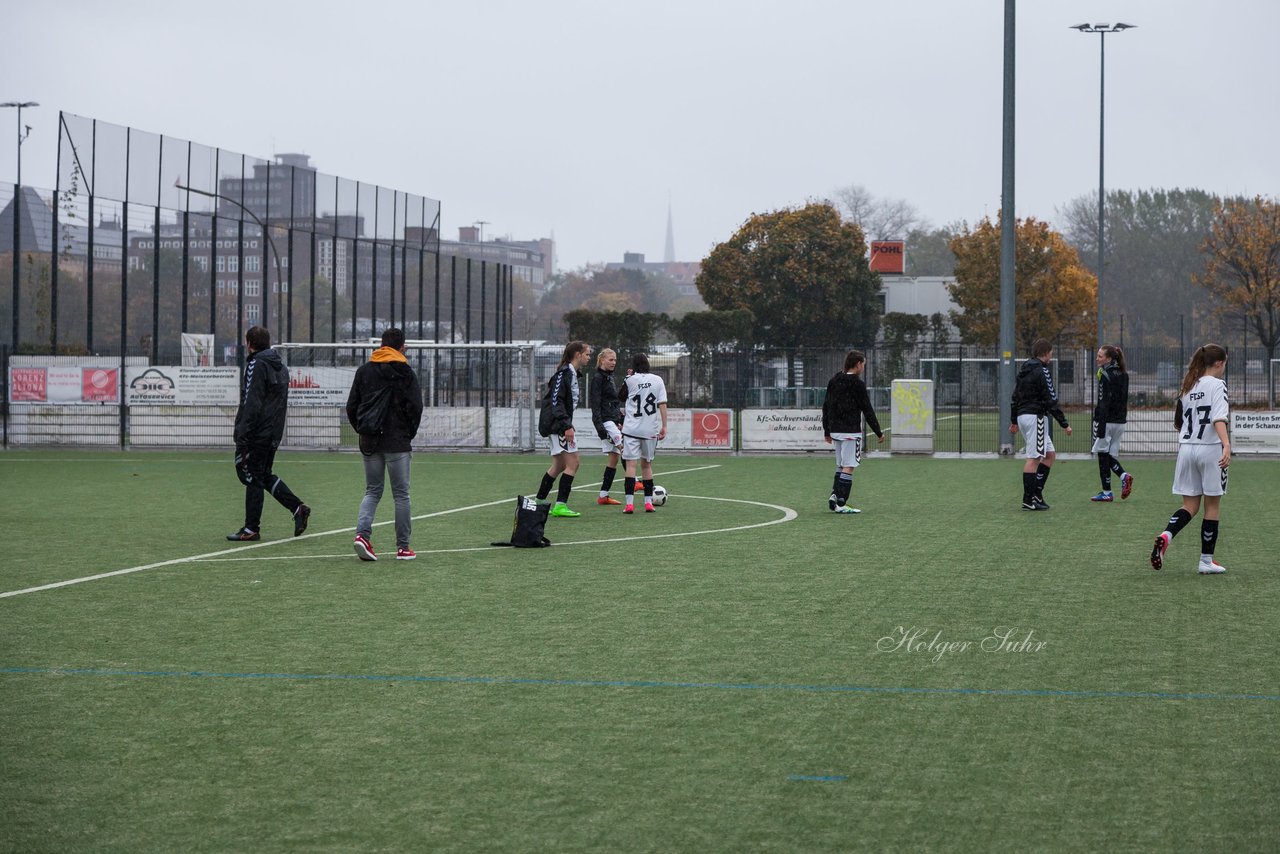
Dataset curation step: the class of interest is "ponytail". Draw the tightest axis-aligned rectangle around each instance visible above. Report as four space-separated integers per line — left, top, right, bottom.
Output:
1179 343 1227 397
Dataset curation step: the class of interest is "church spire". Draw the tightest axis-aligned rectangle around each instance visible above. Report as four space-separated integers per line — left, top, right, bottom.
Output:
663 199 675 263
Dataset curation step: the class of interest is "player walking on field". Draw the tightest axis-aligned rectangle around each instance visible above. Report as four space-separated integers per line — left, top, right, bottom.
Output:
821 349 884 514
1091 344 1134 502
227 326 310 541
621 352 668 514
1150 343 1231 574
536 341 593 518
589 348 625 506
1009 338 1072 511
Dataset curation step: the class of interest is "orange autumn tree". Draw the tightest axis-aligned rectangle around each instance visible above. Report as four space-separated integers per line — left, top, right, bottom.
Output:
947 215 1096 350
1196 195 1280 361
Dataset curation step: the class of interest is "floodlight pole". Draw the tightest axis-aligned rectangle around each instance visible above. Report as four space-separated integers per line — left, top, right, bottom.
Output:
2 101 37 351
176 181 285 340
1072 23 1135 347
998 0 1016 455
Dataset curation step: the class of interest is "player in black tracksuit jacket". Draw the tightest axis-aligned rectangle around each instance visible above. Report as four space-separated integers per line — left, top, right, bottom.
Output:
821 350 884 512
1090 344 1132 501
1008 339 1071 509
588 348 625 505
228 325 309 540
535 341 593 516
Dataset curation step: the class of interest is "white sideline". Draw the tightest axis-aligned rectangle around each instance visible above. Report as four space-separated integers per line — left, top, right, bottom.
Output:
0 465 724 598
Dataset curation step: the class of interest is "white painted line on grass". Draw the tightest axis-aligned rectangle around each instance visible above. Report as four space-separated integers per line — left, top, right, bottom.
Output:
0 464 724 597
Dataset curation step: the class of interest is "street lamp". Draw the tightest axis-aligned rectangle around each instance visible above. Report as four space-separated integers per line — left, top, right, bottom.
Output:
1071 23 1135 347
0 101 38 187
175 180 286 345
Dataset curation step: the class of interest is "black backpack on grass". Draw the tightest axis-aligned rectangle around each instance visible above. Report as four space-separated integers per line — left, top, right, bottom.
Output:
491 495 551 548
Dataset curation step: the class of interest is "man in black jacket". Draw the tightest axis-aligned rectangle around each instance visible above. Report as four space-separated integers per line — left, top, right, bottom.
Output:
821 350 885 514
345 327 424 561
1009 338 1072 510
227 326 310 541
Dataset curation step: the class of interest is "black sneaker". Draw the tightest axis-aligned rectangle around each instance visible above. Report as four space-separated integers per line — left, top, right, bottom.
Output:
1034 496 1050 510
829 493 837 511
293 504 311 537
226 527 260 541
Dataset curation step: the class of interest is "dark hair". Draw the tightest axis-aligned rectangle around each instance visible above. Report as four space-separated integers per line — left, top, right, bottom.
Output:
631 352 651 373
843 350 866 372
558 341 588 370
1100 344 1126 373
381 327 406 350
1032 338 1052 358
245 325 271 352
1179 343 1228 398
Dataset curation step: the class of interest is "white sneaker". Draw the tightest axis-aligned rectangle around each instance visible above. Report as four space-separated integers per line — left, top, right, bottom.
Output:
1198 558 1227 575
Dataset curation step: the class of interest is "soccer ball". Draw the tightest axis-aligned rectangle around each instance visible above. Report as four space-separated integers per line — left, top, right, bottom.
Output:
651 485 668 506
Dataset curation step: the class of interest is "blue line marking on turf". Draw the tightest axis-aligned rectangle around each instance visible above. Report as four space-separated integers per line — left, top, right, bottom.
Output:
2 666 1277 702
789 774 848 782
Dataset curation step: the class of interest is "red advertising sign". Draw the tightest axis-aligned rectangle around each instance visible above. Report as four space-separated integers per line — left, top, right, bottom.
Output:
81 368 119 402
691 409 732 447
870 241 905 274
11 367 47 402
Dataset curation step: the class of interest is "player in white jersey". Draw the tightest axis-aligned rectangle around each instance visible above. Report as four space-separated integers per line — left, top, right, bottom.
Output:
1150 344 1231 574
620 353 668 513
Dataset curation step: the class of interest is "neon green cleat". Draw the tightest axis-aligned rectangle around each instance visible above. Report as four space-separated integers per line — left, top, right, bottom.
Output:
549 502 580 518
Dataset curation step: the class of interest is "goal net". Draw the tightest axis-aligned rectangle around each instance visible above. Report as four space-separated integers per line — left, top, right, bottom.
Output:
273 341 540 451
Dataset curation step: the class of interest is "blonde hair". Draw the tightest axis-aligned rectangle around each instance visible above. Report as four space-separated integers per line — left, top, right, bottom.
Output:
596 348 616 367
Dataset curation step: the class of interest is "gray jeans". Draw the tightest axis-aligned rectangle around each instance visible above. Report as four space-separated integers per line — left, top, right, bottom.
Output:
356 451 412 549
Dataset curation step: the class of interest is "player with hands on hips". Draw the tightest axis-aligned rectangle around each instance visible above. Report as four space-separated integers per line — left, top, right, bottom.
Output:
1009 337 1072 510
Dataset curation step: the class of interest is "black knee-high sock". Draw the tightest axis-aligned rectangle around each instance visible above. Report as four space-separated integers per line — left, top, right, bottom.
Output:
643 478 654 497
1110 457 1125 476
1022 472 1036 503
1098 454 1113 491
836 472 853 505
556 473 574 504
537 472 555 501
624 476 636 498
1164 508 1194 539
831 472 843 497
1200 519 1219 555
1035 463 1051 497
601 465 617 493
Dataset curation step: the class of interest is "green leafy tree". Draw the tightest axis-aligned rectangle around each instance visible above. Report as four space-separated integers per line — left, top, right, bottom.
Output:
665 308 754 404
563 308 665 358
904 225 960 277
880 311 928 382
1196 195 1280 361
697 202 881 383
948 215 1096 350
1060 188 1220 345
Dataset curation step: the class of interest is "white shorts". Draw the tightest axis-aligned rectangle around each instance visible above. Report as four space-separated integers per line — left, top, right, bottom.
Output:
830 433 863 469
1017 414 1055 459
1172 443 1228 497
622 435 657 462
549 433 578 456
599 436 622 455
1091 423 1126 456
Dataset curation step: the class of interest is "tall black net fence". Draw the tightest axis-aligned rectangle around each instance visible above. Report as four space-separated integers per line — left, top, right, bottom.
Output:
1 113 515 447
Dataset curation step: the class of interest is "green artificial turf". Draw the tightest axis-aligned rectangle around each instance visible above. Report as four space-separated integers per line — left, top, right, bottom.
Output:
2 450 1278 851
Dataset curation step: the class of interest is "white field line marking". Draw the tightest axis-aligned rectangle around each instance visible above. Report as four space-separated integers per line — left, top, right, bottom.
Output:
190 494 793 560
190 494 795 562
0 465 723 598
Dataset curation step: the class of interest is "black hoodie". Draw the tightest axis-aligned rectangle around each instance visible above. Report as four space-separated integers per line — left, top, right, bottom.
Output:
234 347 290 448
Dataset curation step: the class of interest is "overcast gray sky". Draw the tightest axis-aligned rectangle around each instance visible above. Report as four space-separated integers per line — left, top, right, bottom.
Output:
3 0 1276 271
